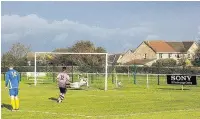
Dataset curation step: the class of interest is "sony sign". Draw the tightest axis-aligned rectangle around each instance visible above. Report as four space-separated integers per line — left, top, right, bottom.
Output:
167 75 197 85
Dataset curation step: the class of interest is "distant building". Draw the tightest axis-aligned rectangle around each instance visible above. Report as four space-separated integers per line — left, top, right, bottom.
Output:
117 40 199 66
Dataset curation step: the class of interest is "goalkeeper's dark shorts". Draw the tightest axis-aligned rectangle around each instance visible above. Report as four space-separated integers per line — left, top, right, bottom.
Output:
59 87 67 94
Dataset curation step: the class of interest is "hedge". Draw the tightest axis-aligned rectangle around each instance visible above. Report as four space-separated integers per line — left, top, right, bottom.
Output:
2 65 200 75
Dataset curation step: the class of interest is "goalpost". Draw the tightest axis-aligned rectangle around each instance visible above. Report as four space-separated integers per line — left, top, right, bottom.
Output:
34 52 108 90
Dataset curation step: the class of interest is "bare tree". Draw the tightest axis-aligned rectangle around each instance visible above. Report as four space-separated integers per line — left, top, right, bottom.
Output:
2 42 31 66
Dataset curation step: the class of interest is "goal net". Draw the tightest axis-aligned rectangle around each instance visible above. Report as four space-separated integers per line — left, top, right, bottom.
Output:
33 52 108 90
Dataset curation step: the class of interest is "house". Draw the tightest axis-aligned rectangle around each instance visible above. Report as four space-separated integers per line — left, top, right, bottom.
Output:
108 54 121 65
116 50 135 64
117 40 199 66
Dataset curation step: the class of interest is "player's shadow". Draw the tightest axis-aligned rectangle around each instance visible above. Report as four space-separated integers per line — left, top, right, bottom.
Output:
1 103 12 111
48 97 57 102
158 88 190 90
26 82 52 85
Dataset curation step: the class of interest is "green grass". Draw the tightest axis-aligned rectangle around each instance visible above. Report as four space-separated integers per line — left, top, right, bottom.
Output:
1 74 200 119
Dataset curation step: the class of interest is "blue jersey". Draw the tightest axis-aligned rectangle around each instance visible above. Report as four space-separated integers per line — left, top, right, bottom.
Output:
5 69 20 89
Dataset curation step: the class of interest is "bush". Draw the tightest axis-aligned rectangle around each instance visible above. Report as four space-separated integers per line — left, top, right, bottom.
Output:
192 58 200 66
152 58 177 67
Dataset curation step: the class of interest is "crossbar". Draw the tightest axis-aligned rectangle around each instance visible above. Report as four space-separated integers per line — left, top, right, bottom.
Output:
35 52 107 55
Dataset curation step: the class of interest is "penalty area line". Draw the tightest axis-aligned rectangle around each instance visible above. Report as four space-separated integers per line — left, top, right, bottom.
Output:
18 110 87 117
6 108 200 118
98 108 200 117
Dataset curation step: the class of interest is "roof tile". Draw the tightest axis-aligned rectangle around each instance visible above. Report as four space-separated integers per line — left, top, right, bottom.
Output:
145 40 176 52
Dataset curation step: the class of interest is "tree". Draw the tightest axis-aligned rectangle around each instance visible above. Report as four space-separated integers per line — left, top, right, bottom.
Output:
2 42 31 66
69 41 106 68
49 40 107 72
47 48 69 65
2 53 15 66
70 40 96 53
95 47 106 53
185 59 192 66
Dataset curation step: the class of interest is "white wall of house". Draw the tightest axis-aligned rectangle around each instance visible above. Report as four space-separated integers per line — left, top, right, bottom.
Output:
156 53 169 59
134 42 156 59
171 54 178 59
117 50 134 64
187 42 199 59
156 53 188 60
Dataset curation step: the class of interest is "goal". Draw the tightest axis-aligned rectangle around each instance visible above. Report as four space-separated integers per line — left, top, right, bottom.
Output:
34 52 108 90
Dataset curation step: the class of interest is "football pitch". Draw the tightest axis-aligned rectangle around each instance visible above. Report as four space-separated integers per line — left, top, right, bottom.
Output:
1 75 200 119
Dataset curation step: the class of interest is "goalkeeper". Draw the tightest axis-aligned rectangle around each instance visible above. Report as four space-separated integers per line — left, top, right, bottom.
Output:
5 65 20 111
56 66 70 103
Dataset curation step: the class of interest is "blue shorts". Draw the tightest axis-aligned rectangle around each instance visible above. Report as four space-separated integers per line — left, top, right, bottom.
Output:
9 88 19 96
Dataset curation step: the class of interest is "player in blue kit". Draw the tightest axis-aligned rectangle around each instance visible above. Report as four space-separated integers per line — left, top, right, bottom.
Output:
5 65 20 111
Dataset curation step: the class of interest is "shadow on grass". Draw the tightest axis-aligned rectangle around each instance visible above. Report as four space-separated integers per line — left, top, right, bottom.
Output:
68 88 83 90
68 87 104 91
1 103 12 111
158 88 190 90
48 97 57 102
25 82 53 85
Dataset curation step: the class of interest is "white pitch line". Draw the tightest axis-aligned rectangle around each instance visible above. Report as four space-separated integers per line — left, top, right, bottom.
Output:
97 108 200 118
95 100 164 104
87 95 110 97
18 110 87 117
7 108 200 118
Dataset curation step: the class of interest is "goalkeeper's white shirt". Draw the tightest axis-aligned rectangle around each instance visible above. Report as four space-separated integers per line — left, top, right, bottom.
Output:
57 72 70 88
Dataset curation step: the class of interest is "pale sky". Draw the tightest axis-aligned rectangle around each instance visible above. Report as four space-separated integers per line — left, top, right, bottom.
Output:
1 1 200 53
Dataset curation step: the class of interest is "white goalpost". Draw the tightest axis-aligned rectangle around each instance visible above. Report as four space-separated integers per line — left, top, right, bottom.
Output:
34 52 108 91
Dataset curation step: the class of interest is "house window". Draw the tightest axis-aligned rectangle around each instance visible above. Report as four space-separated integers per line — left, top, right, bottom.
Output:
168 53 172 58
144 53 147 59
159 53 162 58
177 54 180 58
188 54 190 58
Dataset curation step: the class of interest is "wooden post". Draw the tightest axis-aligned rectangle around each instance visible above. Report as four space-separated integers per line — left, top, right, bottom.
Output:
128 66 130 79
4 72 6 81
133 64 137 84
112 66 115 84
53 64 55 82
157 62 160 85
86 73 89 87
115 74 118 88
147 74 149 89
3 62 6 81
157 75 160 85
20 72 21 81
134 73 136 84
72 63 74 83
